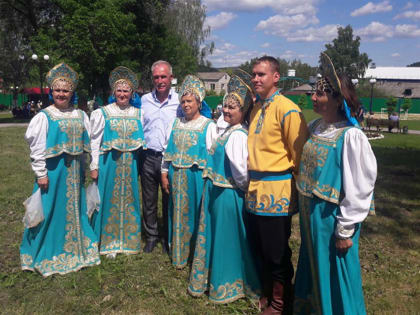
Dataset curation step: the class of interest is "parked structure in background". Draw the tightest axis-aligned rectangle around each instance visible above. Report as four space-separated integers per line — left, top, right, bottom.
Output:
197 72 230 94
364 66 420 99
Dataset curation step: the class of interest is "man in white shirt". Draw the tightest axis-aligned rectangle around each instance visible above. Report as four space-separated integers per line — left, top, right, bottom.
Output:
140 60 181 253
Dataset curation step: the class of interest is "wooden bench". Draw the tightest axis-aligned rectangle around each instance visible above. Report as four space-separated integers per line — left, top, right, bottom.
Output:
365 117 401 133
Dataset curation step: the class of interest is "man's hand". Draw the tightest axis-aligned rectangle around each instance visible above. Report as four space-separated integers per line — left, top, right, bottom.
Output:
335 238 353 253
161 172 170 194
90 169 99 181
37 176 49 191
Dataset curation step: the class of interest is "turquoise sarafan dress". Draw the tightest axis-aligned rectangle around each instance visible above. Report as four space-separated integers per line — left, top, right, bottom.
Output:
21 106 100 277
188 124 261 304
90 103 146 255
164 116 214 268
294 120 375 315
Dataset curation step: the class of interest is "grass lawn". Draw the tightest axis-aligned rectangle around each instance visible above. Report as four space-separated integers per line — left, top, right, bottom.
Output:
0 127 419 314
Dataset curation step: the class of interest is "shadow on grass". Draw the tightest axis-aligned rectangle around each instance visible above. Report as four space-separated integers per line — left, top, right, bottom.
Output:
0 117 30 124
363 146 420 249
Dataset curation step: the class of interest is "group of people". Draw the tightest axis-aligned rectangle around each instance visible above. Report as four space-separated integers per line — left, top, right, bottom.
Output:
21 54 377 315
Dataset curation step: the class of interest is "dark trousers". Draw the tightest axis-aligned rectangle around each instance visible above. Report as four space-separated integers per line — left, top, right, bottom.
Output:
139 150 169 244
246 212 294 287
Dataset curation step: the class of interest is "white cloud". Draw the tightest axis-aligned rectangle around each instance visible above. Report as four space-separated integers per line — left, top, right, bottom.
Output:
205 12 237 30
403 2 413 10
286 24 339 42
391 53 400 57
355 22 420 41
394 24 420 37
203 0 318 15
351 1 392 17
256 14 319 37
261 42 270 48
394 10 420 21
207 49 263 67
356 21 393 41
279 50 295 59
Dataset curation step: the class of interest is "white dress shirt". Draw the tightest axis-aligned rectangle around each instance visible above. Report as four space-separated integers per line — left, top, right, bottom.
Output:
140 88 181 152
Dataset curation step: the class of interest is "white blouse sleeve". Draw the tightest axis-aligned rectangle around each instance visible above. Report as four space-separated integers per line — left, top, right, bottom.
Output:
225 130 249 192
82 111 91 138
25 112 49 178
336 128 377 238
89 109 105 170
205 121 218 151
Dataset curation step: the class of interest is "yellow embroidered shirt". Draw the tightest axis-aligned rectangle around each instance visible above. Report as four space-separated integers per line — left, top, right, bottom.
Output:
246 93 308 216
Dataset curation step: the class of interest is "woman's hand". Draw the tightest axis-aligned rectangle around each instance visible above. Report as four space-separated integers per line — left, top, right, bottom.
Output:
37 176 49 191
335 238 353 253
161 172 170 194
90 169 99 181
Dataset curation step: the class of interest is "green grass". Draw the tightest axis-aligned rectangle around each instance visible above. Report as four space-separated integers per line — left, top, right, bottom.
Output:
0 127 419 314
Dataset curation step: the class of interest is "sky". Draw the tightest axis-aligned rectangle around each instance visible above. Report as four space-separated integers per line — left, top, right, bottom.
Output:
202 0 420 68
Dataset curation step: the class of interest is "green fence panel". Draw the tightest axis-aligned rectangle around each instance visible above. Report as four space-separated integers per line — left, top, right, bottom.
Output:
0 93 28 107
204 96 223 109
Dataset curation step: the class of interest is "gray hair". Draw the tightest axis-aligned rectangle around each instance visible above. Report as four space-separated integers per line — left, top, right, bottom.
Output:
151 60 173 75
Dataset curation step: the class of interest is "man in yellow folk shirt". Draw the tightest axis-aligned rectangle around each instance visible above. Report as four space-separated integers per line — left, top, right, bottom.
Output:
246 56 308 315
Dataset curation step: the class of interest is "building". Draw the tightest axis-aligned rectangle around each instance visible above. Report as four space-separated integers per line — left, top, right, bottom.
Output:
364 67 420 98
197 72 230 94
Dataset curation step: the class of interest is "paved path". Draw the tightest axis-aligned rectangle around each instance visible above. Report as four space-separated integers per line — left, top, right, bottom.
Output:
0 123 29 128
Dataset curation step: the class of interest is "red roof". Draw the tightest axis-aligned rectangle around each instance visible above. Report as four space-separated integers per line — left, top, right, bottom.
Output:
23 87 50 94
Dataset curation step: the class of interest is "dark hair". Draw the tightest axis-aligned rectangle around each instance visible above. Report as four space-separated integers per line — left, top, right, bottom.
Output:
334 73 361 118
253 56 280 74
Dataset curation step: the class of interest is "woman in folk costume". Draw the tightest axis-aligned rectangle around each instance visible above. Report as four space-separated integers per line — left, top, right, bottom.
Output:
188 74 261 304
161 75 217 268
294 53 377 315
90 66 146 257
21 63 100 276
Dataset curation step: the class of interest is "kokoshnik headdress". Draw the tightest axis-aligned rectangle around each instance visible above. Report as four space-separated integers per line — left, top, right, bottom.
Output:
178 74 213 118
107 66 142 108
46 63 79 92
224 70 253 112
179 75 206 103
109 66 139 91
318 52 359 127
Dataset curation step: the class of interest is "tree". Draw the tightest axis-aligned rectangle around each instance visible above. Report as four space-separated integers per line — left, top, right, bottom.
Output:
297 94 308 109
323 25 371 79
401 98 412 113
165 0 213 65
407 62 420 67
0 0 206 100
386 97 397 115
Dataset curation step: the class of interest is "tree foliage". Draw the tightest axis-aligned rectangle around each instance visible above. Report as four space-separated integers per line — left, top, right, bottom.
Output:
297 94 308 109
323 25 371 79
401 98 412 112
0 0 210 101
386 96 398 115
407 61 420 67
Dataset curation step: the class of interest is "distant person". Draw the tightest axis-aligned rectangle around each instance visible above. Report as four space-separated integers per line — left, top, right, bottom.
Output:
388 111 399 132
294 53 377 314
